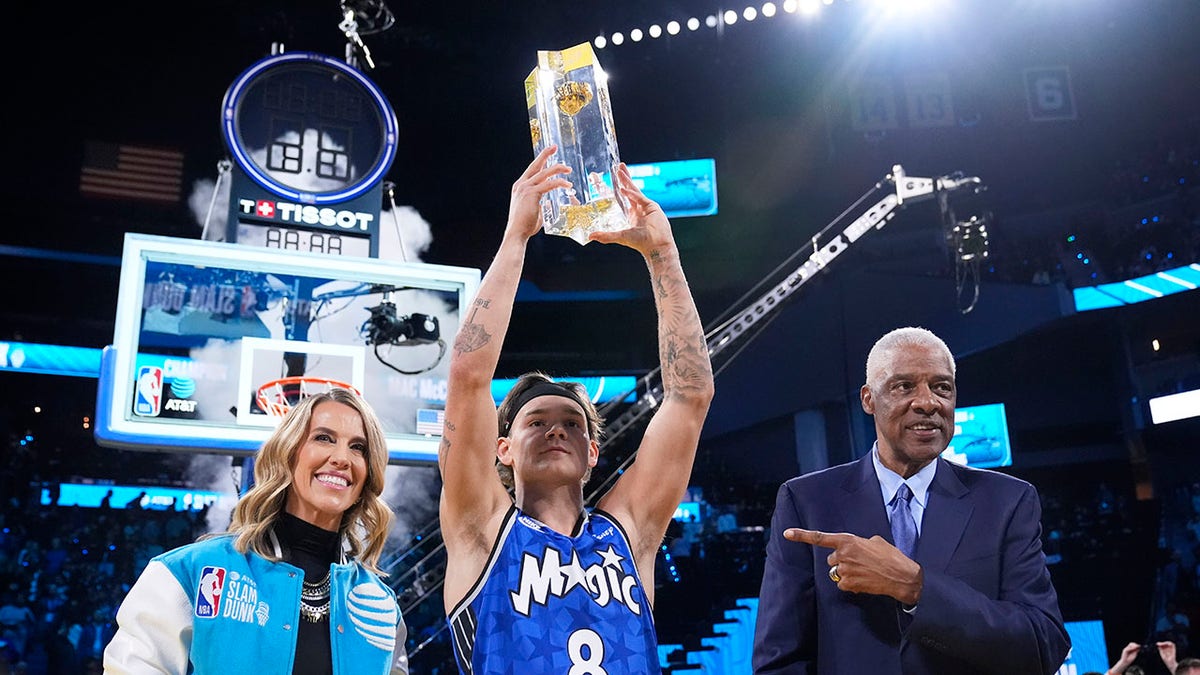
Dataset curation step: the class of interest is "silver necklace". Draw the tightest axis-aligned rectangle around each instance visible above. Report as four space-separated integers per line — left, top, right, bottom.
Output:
299 573 330 623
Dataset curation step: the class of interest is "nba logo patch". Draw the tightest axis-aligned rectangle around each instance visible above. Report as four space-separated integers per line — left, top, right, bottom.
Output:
195 566 226 619
134 365 163 417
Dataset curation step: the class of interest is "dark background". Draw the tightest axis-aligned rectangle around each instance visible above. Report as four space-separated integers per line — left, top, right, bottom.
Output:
3 0 1199 671
7 0 1196 345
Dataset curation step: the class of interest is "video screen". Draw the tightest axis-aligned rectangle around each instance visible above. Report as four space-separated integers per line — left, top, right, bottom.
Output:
941 403 1013 469
1059 620 1108 674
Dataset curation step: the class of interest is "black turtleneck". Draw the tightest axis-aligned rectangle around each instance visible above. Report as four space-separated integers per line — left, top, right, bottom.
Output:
275 512 339 675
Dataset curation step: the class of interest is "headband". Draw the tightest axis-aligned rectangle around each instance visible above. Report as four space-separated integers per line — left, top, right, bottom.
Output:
503 381 588 432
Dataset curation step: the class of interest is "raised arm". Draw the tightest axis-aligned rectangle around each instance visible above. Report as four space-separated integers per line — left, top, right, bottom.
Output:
594 163 715 574
438 147 571 603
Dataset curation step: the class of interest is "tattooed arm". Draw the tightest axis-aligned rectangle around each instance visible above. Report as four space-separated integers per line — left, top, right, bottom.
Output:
438 146 571 610
593 163 715 600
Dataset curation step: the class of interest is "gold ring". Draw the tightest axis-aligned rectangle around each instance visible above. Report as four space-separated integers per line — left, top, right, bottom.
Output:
828 565 841 583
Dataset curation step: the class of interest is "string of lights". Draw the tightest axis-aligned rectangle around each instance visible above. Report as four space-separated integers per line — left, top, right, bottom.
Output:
590 0 892 49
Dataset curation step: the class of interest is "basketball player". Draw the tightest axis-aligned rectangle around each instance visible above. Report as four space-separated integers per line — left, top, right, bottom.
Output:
437 146 714 673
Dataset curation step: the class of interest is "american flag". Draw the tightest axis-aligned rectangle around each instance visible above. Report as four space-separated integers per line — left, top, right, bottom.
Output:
416 408 445 436
79 141 184 204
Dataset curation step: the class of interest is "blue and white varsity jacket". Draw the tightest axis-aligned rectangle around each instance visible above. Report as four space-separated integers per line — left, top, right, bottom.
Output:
104 533 408 675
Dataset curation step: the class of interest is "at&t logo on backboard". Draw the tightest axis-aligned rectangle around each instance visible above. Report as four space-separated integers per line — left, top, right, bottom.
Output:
134 365 163 417
195 566 226 619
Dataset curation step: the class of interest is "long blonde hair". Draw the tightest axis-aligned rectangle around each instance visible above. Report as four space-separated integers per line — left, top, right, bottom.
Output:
218 388 394 574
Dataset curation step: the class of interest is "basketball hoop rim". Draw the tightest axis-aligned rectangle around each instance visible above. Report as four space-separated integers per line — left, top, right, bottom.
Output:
254 376 362 418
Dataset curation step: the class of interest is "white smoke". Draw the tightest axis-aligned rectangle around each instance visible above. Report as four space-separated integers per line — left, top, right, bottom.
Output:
182 453 239 534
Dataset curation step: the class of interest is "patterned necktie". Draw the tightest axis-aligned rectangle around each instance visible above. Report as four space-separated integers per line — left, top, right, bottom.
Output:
890 483 918 559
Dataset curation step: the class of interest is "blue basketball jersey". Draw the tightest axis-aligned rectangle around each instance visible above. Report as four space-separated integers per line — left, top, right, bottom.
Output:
448 506 660 674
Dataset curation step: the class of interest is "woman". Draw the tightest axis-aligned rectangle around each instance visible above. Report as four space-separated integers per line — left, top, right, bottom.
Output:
104 388 408 674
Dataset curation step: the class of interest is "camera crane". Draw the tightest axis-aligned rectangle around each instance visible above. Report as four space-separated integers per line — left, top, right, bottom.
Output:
588 164 983 495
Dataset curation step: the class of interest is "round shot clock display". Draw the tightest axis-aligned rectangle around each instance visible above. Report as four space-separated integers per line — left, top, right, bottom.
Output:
220 51 396 259
221 51 398 204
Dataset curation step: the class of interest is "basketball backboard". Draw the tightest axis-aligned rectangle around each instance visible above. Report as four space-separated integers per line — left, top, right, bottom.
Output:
96 233 480 465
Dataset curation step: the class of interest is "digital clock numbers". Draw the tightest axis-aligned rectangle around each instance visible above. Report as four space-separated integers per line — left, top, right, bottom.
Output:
235 223 372 258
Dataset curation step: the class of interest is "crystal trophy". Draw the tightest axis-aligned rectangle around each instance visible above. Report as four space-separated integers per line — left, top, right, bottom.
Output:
525 42 630 245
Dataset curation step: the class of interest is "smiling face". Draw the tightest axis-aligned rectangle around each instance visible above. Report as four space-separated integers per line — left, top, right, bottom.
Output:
861 342 956 478
285 400 369 531
498 394 598 492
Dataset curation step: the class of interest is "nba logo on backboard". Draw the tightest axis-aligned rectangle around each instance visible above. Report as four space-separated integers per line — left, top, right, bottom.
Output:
134 365 163 417
195 566 226 619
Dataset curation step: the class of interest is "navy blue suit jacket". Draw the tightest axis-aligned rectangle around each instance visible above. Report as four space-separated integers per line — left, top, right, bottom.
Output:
752 455 1070 674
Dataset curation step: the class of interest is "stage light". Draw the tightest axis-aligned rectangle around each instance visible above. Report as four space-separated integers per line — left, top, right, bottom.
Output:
725 9 739 24
688 17 701 30
594 35 607 49
706 15 719 28
649 24 662 38
631 28 644 41
800 0 822 15
784 0 799 11
763 2 778 17
612 31 625 45
668 20 681 34
1149 388 1200 425
744 6 758 20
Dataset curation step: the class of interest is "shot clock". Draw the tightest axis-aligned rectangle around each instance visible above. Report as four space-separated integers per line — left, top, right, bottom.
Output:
220 51 398 259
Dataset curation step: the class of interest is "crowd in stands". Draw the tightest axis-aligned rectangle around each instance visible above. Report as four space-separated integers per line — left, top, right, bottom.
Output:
1150 481 1200 666
1107 133 1200 209
0 434 210 674
1074 477 1200 675
984 129 1199 289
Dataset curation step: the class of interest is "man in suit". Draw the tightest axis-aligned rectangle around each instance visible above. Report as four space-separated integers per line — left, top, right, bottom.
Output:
752 326 1070 674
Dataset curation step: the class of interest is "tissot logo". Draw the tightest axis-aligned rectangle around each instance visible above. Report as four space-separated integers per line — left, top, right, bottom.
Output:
237 199 374 231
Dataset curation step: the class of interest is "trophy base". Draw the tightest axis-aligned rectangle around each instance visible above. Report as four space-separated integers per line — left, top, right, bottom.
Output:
544 197 629 245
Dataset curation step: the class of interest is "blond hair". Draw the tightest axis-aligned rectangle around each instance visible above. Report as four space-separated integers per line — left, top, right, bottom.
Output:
214 388 393 574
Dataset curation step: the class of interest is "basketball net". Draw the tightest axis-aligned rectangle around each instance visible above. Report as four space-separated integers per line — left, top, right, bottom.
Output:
255 377 361 417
